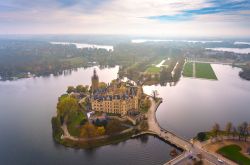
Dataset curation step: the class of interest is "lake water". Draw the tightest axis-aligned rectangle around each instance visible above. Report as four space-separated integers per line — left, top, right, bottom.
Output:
50 42 114 51
206 47 250 54
234 41 250 45
131 39 223 44
0 66 179 165
143 64 250 139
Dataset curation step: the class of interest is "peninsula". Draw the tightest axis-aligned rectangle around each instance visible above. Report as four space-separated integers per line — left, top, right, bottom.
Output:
51 69 153 149
51 67 249 165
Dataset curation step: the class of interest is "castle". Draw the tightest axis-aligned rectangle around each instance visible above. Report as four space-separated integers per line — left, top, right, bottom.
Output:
90 69 142 116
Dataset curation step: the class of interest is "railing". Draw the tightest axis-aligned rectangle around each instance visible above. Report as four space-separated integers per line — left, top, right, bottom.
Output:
164 152 187 165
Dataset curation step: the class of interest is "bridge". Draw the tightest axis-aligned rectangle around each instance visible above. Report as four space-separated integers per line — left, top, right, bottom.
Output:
139 97 237 165
147 98 192 151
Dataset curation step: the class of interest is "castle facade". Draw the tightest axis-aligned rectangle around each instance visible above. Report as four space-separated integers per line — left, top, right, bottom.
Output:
90 70 142 116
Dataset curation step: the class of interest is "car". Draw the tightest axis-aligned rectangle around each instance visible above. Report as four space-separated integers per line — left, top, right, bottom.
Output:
218 158 224 163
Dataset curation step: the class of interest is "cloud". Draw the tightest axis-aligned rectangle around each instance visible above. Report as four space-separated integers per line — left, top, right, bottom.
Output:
148 0 250 21
0 0 250 37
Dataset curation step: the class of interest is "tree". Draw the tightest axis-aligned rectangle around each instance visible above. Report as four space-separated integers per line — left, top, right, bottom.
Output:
212 123 220 137
80 123 97 138
238 124 244 141
106 120 122 135
96 126 105 136
140 98 151 112
232 127 237 139
197 132 206 142
242 121 249 142
76 85 87 93
57 96 79 120
225 122 232 136
152 90 159 100
98 82 107 89
67 86 75 94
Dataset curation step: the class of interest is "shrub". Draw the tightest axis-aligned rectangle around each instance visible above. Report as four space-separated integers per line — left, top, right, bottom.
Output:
197 132 206 142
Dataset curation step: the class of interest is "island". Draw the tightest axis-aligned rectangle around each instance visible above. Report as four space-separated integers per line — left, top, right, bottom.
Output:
51 69 154 149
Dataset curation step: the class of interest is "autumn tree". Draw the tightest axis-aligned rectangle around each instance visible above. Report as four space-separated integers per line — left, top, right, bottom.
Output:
96 126 106 136
140 97 151 112
80 123 97 138
106 120 122 135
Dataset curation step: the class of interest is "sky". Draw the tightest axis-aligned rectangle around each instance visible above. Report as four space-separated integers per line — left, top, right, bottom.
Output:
0 0 250 37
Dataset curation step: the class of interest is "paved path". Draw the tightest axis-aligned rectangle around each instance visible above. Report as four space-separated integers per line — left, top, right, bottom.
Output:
61 121 133 142
191 60 232 65
193 62 196 77
147 97 236 165
147 97 192 150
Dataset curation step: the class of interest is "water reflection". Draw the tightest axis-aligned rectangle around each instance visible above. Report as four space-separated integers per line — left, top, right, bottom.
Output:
144 64 250 139
0 65 176 165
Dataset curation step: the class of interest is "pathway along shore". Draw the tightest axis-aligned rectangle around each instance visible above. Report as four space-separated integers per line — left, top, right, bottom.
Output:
145 97 236 165
61 96 236 165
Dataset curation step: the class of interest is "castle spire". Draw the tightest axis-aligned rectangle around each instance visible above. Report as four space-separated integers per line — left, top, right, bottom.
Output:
91 68 99 93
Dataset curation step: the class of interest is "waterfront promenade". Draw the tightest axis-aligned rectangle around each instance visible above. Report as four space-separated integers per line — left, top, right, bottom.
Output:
147 98 192 151
145 97 236 165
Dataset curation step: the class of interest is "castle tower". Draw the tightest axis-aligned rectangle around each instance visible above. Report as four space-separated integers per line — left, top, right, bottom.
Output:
91 69 99 93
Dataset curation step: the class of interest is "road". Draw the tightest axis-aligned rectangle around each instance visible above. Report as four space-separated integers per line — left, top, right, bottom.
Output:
147 97 237 165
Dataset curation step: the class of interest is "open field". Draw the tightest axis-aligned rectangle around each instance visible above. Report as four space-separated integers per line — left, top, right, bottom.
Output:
217 144 250 165
195 63 217 80
182 62 193 77
182 61 217 80
146 66 161 73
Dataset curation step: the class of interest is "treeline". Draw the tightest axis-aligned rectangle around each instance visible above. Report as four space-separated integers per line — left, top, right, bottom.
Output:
3 39 248 81
197 121 250 142
0 40 187 80
239 63 250 80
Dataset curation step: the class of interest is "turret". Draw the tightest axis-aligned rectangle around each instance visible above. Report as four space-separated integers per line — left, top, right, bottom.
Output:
91 69 99 93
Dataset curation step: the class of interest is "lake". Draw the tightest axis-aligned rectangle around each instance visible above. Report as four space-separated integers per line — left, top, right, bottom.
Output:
0 64 249 165
143 64 250 139
50 42 114 51
206 47 250 54
0 66 179 165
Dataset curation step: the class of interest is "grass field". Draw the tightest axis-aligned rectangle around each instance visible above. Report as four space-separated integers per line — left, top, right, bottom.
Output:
146 66 161 73
182 62 193 77
67 112 86 136
195 63 217 80
217 144 250 165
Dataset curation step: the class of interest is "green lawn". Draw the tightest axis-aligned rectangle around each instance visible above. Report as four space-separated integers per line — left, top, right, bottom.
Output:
67 112 87 136
60 56 86 66
182 62 193 77
146 66 161 74
217 144 250 165
195 63 217 80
